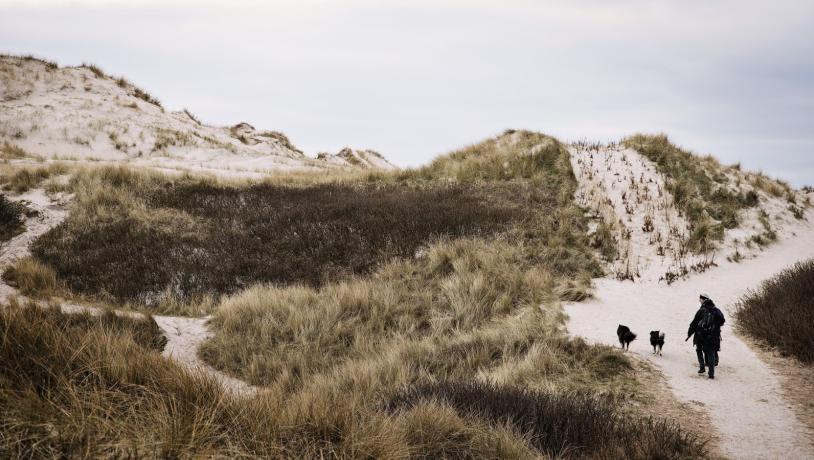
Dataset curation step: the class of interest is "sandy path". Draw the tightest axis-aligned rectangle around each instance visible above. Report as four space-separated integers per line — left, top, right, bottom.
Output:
0 189 68 299
152 314 256 395
565 217 814 459
1 189 255 396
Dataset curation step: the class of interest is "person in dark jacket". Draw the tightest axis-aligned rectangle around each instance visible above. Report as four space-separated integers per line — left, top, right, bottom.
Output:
686 293 726 379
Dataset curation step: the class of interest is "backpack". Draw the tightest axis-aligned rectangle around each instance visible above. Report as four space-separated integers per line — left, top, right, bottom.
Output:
697 308 716 336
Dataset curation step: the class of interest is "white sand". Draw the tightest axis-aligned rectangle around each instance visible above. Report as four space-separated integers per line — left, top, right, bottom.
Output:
565 210 814 459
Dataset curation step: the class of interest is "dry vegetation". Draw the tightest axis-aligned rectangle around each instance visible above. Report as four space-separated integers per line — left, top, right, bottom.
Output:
2 257 58 297
0 193 27 242
0 161 68 193
1 142 28 160
0 296 706 458
36 181 521 304
193 132 703 457
735 259 814 363
2 131 709 457
0 300 281 458
388 381 704 458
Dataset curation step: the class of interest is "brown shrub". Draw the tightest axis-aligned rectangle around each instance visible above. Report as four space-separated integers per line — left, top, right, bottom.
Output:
34 182 522 305
735 259 814 363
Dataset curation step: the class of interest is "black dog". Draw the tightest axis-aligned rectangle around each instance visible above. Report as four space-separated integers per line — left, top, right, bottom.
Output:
617 325 636 351
650 330 665 356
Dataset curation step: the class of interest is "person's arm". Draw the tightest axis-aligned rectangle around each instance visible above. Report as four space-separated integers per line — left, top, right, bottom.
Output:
687 309 702 339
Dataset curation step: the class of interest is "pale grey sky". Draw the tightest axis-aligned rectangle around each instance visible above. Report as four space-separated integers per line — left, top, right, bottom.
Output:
2 0 813 185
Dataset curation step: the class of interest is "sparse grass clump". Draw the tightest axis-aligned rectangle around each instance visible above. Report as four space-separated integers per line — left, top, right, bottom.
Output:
2 166 51 193
259 130 303 153
133 86 162 107
112 75 162 107
2 257 58 297
80 62 106 78
0 194 27 241
789 204 806 220
183 108 201 125
591 218 618 261
1 142 27 159
0 163 69 193
748 171 793 199
735 259 814 363
3 54 59 70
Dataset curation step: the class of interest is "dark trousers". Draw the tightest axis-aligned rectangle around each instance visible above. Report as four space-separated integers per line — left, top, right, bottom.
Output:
696 345 718 378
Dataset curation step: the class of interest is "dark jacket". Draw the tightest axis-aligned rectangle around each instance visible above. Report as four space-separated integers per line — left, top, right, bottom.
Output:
688 299 726 348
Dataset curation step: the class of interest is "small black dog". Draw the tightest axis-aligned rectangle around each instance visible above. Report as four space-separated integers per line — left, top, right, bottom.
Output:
617 324 636 351
650 330 666 356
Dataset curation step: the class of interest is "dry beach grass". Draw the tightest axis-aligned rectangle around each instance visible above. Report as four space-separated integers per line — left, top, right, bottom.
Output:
0 299 707 459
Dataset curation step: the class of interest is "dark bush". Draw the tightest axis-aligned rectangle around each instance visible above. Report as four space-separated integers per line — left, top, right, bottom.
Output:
735 259 814 363
33 184 522 304
387 380 706 459
0 194 26 242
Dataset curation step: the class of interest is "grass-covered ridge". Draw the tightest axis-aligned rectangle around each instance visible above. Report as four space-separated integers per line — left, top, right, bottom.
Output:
199 131 602 387
735 259 814 363
29 131 600 314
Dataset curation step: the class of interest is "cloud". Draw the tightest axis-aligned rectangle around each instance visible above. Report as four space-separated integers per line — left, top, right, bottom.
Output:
1 0 812 184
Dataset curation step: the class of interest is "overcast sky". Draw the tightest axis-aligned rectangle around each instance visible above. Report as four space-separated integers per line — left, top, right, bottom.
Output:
2 0 813 185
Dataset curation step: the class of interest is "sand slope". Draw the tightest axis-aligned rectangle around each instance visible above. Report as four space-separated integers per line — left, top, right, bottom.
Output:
569 144 804 285
0 55 395 176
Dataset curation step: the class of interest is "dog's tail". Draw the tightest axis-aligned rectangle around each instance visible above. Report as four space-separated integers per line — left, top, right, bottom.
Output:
629 332 637 341
659 332 666 340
